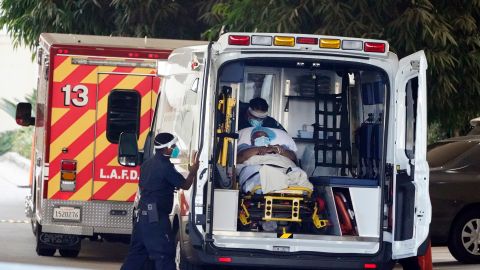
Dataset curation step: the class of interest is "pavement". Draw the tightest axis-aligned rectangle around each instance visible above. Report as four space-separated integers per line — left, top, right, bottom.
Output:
0 152 477 270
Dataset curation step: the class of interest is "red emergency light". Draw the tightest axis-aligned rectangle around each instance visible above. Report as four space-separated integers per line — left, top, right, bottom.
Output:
228 35 250 46
296 37 318 45
217 257 232 263
128 52 140 58
364 263 377 269
364 42 385 53
61 160 77 171
148 53 160 59
57 49 69 54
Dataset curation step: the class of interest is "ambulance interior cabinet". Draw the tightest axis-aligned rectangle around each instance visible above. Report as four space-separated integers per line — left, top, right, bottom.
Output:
213 189 239 231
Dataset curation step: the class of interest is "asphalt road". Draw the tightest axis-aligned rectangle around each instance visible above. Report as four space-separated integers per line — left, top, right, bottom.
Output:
0 154 477 270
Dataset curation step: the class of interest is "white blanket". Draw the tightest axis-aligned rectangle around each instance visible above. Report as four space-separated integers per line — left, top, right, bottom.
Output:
238 154 313 194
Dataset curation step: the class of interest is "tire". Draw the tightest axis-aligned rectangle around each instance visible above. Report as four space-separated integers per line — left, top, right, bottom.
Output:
448 209 480 263
35 224 56 257
59 249 80 258
36 233 56 257
175 231 203 270
36 246 56 256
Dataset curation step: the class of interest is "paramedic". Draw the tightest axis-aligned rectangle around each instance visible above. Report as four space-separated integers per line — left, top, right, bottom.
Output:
121 133 199 270
237 127 296 163
238 97 286 131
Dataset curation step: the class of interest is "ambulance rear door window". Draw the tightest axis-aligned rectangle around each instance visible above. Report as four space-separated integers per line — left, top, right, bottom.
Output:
106 90 141 143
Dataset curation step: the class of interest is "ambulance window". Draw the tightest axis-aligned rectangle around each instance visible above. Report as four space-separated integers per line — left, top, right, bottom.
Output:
405 78 418 159
242 73 274 108
106 90 141 143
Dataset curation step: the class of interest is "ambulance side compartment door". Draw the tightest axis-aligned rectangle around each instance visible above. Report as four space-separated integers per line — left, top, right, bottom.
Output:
392 50 431 259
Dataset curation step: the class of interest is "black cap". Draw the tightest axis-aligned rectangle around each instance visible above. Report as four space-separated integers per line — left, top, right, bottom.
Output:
249 97 269 112
154 133 174 146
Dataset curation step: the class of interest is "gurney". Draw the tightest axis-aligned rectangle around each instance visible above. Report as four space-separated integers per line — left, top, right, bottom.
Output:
237 155 328 233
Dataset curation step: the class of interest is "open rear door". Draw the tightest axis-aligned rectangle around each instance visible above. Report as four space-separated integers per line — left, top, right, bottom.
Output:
392 51 431 259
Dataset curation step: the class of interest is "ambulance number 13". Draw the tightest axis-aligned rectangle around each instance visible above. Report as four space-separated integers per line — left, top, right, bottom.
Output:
61 84 88 107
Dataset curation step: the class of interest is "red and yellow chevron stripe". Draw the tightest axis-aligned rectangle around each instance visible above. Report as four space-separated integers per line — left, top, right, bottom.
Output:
47 55 160 202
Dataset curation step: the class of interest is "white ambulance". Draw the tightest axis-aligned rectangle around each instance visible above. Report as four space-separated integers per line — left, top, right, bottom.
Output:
119 32 430 270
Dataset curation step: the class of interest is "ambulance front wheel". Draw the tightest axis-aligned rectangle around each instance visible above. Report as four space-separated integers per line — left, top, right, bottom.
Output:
175 231 203 270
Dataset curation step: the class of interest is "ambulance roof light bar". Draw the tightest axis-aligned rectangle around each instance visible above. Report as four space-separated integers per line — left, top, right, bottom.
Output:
228 35 250 46
225 33 388 55
364 42 386 53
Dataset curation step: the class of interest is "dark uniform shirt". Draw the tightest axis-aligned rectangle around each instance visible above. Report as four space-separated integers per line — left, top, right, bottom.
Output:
138 152 185 215
238 109 286 131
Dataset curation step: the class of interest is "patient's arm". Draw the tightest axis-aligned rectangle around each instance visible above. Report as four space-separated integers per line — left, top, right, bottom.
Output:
272 145 297 163
237 147 265 164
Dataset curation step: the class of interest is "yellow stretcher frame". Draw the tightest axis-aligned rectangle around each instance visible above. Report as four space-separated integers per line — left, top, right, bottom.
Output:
240 185 328 229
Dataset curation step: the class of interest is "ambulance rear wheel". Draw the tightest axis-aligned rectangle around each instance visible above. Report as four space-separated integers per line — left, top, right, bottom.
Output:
36 246 56 256
35 224 56 256
36 235 56 256
59 249 80 258
175 231 203 270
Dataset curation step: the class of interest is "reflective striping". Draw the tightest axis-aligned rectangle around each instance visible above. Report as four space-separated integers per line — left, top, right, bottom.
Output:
54 57 97 84
68 179 106 201
51 108 70 126
53 56 78 82
51 132 107 199
111 68 154 90
107 156 120 167
108 183 138 201
53 55 69 69
81 66 116 84
93 181 125 200
141 90 153 116
137 126 150 149
47 64 158 202
48 141 95 198
93 131 111 158
49 110 95 161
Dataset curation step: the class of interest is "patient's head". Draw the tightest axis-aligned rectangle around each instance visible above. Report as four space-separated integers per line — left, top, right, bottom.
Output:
251 127 275 147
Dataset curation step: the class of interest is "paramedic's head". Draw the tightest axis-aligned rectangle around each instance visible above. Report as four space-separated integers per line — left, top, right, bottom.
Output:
154 133 180 158
251 127 275 147
247 97 269 127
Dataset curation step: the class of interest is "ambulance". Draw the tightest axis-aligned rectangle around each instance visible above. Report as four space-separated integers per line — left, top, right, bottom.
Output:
15 33 206 257
118 32 431 269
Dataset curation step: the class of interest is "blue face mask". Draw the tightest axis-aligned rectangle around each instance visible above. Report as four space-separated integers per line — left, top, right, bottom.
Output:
249 118 263 127
254 136 270 147
171 146 180 158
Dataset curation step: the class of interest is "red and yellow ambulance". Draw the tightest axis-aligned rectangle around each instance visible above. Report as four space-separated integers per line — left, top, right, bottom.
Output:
15 33 205 257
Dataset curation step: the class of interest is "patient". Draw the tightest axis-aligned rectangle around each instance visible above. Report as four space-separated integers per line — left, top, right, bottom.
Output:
237 127 297 164
237 127 312 194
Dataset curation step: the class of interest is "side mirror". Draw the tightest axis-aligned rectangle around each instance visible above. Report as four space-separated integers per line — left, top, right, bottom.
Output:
118 132 139 167
16 102 35 126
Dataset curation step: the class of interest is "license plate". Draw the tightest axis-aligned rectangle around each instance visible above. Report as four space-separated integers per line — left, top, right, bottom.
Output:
53 206 81 221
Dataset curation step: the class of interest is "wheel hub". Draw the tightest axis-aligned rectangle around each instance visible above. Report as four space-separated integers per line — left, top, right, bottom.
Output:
461 218 480 255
